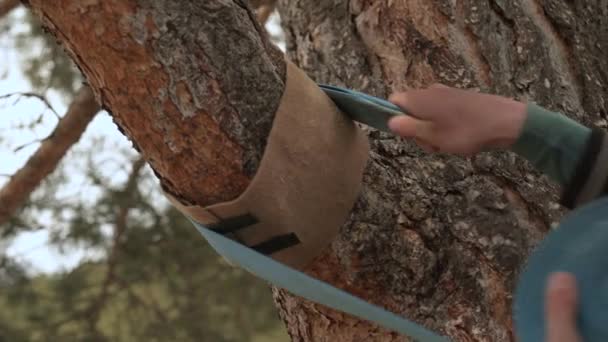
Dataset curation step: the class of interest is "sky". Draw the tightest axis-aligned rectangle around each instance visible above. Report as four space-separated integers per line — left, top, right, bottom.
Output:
0 8 285 274
0 8 125 273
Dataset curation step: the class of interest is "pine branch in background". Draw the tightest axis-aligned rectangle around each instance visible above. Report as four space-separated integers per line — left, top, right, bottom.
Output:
0 91 60 118
0 86 99 225
0 0 19 19
84 157 146 336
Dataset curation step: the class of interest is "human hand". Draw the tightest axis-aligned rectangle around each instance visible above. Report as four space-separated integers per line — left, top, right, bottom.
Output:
387 85 527 155
545 272 581 342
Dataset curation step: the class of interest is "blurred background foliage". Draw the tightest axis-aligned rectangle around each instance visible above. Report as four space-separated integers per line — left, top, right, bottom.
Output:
0 6 288 342
12 12 82 99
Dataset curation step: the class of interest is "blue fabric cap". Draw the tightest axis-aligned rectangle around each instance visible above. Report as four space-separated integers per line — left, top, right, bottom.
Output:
514 196 608 342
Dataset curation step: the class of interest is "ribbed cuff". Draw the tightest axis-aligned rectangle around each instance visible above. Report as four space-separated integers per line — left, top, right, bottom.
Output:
561 127 607 209
511 103 591 187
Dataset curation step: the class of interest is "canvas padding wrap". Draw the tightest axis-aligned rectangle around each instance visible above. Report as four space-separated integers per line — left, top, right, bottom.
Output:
164 60 370 270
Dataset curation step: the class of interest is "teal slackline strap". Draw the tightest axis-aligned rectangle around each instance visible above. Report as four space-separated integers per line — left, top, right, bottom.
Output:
190 219 449 342
318 85 407 133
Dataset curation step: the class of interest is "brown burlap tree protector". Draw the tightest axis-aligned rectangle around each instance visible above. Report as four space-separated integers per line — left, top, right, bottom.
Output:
165 59 370 270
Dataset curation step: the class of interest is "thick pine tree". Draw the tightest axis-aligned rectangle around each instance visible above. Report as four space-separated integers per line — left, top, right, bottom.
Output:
25 1 608 340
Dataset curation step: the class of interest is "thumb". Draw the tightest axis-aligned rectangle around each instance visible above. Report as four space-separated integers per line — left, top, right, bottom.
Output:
388 115 435 140
545 272 581 342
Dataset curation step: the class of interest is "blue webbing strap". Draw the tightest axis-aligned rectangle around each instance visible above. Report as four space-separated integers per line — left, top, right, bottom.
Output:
317 85 407 133
190 219 450 342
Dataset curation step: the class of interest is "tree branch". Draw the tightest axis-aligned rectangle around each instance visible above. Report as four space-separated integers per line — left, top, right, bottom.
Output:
84 157 146 333
27 1 286 206
0 86 100 225
118 277 170 326
0 0 19 19
0 91 61 119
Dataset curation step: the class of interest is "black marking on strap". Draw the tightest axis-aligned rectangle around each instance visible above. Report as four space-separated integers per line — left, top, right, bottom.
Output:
207 213 259 235
251 233 301 255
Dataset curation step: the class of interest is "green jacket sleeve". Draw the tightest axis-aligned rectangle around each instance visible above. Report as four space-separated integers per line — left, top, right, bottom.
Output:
510 103 607 209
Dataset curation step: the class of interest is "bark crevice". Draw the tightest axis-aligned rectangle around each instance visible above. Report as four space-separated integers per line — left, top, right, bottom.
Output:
453 0 492 88
520 0 584 111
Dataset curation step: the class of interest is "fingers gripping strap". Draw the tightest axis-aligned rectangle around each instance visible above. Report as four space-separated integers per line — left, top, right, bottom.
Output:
164 59 370 270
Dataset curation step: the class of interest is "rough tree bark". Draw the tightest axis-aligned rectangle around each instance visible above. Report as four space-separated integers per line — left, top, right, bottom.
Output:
26 0 286 206
0 0 19 18
25 0 608 341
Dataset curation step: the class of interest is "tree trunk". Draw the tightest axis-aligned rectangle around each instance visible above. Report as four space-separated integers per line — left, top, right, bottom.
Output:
274 1 608 340
25 0 608 341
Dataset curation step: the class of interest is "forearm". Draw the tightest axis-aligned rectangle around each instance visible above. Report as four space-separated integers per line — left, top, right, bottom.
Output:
510 104 607 209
